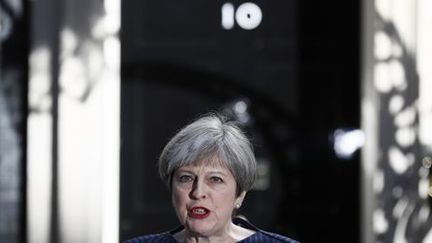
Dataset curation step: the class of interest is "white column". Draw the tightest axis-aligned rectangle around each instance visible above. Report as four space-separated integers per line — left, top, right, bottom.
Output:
27 0 121 242
362 0 432 242
27 47 54 243
57 0 120 242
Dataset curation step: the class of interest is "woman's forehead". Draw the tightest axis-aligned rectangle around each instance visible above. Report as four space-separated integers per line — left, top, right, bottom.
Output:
179 158 230 172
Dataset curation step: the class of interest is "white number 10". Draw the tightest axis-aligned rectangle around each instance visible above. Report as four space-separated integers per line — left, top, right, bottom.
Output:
221 2 262 30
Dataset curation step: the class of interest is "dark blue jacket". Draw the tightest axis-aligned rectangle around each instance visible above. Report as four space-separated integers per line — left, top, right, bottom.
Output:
124 217 299 243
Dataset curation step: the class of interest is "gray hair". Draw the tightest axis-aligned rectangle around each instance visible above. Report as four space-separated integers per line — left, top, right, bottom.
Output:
158 114 257 195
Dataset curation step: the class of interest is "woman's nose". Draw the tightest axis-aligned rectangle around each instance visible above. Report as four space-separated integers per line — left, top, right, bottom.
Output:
189 180 207 199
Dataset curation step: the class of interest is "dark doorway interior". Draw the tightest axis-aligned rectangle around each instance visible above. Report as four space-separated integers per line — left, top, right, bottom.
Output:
120 1 360 242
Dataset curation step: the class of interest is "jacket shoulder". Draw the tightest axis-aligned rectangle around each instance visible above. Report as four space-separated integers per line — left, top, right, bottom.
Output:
124 232 175 243
259 230 300 242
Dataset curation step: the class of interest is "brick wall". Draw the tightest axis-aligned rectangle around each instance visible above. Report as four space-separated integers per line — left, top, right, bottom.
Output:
0 76 25 243
0 0 28 242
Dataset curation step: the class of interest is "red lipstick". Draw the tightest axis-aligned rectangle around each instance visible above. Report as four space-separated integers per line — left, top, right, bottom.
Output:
188 206 210 219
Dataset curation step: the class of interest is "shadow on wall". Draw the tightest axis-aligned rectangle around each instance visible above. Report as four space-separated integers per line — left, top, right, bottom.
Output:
371 9 432 242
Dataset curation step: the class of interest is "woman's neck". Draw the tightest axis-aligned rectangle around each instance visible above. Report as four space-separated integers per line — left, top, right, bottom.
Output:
173 222 255 243
183 235 235 243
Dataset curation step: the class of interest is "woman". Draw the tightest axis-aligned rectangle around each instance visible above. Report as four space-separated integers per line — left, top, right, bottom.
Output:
125 114 299 243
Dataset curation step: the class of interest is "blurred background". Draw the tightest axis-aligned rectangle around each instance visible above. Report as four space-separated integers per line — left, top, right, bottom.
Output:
1 0 432 242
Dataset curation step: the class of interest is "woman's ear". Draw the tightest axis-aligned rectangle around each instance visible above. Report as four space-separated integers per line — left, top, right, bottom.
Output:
236 191 247 207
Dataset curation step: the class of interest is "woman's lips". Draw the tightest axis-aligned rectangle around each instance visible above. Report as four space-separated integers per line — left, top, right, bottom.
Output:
188 206 210 219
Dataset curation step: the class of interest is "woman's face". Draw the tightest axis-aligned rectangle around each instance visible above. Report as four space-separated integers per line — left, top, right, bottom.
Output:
171 160 245 238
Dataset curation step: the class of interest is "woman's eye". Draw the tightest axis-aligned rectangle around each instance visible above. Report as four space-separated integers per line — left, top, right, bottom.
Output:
210 177 223 183
179 175 193 183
